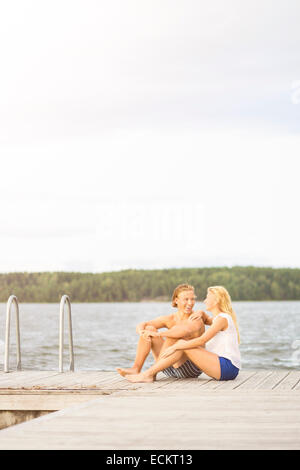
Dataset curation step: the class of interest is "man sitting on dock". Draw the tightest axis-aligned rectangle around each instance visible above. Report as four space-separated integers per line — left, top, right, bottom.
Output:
116 284 211 379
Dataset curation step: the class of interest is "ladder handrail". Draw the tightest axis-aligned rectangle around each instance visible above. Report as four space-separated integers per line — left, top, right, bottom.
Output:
4 295 22 373
59 295 74 373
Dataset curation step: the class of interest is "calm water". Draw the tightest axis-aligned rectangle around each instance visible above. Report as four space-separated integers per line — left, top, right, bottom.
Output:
1 301 300 371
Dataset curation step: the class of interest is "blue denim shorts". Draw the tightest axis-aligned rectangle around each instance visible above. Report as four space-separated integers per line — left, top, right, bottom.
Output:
219 356 239 381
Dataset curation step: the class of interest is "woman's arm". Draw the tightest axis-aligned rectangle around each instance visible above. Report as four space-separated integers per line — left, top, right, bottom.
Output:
154 319 203 339
161 316 228 358
177 316 228 348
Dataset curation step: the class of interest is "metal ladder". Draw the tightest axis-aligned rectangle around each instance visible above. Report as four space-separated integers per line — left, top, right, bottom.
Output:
59 295 75 373
4 295 22 373
3 294 75 373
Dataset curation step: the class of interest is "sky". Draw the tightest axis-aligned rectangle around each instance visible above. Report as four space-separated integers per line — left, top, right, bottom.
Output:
0 0 300 273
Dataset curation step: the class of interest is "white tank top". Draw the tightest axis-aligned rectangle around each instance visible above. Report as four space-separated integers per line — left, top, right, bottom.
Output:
205 313 241 369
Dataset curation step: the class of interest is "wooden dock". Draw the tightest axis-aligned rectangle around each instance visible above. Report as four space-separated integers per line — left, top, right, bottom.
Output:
0 369 300 449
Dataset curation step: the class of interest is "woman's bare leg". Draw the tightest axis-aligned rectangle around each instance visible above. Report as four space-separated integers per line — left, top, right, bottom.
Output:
116 326 164 377
125 345 221 383
184 348 221 379
157 337 187 368
156 318 206 369
125 350 185 382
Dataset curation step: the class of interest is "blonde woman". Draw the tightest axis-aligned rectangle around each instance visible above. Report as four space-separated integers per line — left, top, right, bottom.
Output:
117 284 208 379
125 286 241 383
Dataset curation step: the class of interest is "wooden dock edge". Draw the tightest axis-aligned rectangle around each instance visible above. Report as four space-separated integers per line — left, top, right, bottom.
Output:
0 369 299 449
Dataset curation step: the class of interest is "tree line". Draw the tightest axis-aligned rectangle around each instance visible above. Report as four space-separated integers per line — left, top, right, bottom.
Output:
0 267 299 302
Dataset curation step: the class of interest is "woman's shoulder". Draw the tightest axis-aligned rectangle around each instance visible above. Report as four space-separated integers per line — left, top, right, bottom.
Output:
213 313 230 330
219 312 231 319
218 313 237 330
213 312 230 321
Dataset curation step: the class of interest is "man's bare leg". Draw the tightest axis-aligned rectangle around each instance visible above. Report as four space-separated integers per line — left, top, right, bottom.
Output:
116 326 164 377
126 346 221 383
157 337 187 368
125 350 185 383
157 318 205 368
118 318 205 377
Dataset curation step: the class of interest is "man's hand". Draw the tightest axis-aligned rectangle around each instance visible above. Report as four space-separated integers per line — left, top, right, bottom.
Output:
136 323 146 335
140 329 160 341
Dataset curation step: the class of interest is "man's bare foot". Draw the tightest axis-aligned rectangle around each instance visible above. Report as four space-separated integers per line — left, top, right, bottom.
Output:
124 373 155 383
116 367 139 377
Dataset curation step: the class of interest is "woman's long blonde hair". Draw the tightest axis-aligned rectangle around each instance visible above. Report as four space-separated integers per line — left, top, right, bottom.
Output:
208 286 240 344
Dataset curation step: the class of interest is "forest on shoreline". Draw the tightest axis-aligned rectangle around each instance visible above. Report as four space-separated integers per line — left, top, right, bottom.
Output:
0 267 299 302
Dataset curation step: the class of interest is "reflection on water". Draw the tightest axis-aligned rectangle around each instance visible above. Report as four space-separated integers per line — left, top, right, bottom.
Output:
0 301 299 371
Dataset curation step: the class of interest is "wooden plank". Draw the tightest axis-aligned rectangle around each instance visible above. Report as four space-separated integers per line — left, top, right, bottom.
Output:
104 373 209 391
0 394 103 411
292 376 300 390
14 372 113 390
178 378 211 390
91 372 119 384
0 371 59 383
255 370 291 390
150 379 177 390
233 370 273 390
152 378 198 391
184 378 217 390
0 372 62 388
0 369 298 393
95 378 138 390
272 371 300 391
0 389 112 396
45 372 113 387
0 390 300 449
200 370 256 391
0 371 118 391
141 374 175 390
56 372 118 388
102 373 180 390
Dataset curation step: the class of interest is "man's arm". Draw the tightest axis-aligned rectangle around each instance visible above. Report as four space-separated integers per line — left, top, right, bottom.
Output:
136 315 171 334
156 319 204 339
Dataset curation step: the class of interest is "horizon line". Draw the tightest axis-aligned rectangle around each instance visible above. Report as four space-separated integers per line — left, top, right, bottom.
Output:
0 265 299 275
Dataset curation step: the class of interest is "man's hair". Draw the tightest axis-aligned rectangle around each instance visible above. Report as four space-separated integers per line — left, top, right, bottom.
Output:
171 283 194 307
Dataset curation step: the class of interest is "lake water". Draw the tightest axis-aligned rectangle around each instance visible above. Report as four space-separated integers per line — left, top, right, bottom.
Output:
1 301 300 372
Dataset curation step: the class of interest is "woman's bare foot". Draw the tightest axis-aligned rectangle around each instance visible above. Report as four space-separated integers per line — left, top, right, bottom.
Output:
116 367 139 377
124 373 155 383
